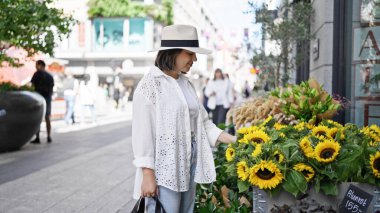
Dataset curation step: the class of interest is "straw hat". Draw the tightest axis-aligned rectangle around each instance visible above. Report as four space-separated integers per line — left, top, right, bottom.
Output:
150 25 212 54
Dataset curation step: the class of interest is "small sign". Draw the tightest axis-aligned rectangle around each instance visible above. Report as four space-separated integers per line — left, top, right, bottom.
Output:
339 184 373 213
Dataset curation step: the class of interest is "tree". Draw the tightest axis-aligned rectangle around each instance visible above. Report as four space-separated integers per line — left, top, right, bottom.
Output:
0 0 75 67
249 0 314 88
87 0 174 25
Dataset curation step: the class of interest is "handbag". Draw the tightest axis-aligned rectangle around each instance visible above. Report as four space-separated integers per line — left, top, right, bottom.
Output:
131 196 166 213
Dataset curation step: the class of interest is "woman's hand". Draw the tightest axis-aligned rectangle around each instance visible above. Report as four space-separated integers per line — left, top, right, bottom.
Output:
217 132 237 145
141 168 158 197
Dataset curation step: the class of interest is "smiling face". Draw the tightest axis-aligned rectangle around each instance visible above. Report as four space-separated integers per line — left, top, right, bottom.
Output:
174 50 197 74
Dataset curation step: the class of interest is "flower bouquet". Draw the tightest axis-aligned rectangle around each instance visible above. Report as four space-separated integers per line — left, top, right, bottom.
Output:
225 117 380 203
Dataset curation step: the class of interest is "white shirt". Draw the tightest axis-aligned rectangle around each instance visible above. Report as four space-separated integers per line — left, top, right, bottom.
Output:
176 77 199 133
204 79 234 109
132 66 223 199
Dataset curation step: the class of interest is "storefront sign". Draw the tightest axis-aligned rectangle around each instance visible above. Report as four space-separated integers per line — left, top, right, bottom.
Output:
353 26 380 62
339 184 373 213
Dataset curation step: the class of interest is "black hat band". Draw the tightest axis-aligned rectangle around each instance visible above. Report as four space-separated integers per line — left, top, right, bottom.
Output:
161 40 199 47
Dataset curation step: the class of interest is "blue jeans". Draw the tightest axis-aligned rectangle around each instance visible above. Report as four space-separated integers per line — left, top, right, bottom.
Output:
147 133 197 213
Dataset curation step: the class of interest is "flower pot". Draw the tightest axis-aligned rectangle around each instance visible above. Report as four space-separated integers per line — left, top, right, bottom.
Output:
252 183 380 212
0 91 45 152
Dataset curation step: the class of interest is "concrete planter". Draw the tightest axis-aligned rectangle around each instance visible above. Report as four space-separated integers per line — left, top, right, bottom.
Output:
0 91 45 152
253 183 380 212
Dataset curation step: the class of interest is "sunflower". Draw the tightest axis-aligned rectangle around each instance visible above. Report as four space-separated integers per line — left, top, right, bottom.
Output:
306 123 315 130
361 126 380 146
299 136 314 158
237 161 250 181
252 144 262 158
327 120 343 128
237 126 264 135
328 127 345 140
314 139 341 163
294 122 306 131
243 130 271 144
261 116 273 126
249 160 284 190
237 127 251 135
293 163 315 182
370 152 380 178
225 147 235 162
274 123 286 130
312 126 330 138
274 150 285 163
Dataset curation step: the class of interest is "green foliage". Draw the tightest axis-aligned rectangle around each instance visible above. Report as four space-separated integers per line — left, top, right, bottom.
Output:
87 0 174 25
0 0 76 67
0 82 34 92
249 0 315 87
195 143 252 212
270 79 341 124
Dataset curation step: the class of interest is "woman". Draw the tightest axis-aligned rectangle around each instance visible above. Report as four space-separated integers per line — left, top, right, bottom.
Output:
205 68 234 125
132 25 236 213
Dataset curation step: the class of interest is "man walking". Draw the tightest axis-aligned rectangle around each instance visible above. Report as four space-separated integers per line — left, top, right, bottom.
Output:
31 60 54 143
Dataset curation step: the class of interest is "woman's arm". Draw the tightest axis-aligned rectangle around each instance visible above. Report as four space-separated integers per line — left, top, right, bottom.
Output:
132 90 157 197
217 132 237 144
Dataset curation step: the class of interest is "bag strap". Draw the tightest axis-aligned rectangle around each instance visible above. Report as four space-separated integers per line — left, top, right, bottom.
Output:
131 196 166 213
154 197 166 213
131 197 145 213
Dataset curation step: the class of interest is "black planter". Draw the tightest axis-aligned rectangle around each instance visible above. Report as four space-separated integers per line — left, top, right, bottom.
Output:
0 91 45 152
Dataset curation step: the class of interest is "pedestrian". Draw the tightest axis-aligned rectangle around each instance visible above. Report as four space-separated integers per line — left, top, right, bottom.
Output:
79 81 96 124
30 60 54 143
205 68 234 125
201 77 210 114
243 80 252 99
132 25 236 213
62 71 77 125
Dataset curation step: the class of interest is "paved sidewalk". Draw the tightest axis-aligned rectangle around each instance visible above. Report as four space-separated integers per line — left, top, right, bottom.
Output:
0 105 136 212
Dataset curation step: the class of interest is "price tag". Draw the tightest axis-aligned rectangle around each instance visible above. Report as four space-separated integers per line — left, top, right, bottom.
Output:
339 184 373 213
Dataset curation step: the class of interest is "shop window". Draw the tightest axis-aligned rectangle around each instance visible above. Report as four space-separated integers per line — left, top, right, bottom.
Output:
94 19 124 51
129 18 146 51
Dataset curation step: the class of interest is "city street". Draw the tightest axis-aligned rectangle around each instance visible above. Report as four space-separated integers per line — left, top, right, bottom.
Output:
0 107 135 213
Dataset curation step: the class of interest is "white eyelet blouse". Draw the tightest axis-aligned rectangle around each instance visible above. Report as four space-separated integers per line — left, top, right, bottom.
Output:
132 66 223 199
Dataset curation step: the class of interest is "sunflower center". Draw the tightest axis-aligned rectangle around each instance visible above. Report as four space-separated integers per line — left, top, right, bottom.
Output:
301 169 312 177
275 154 279 161
320 148 335 159
316 131 327 137
374 158 380 171
256 168 275 180
253 138 264 143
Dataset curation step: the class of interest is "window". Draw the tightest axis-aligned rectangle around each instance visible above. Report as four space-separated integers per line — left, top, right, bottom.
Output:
94 19 124 51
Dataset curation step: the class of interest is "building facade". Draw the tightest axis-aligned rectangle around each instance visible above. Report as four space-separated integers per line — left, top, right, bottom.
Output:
52 0 223 93
311 0 380 126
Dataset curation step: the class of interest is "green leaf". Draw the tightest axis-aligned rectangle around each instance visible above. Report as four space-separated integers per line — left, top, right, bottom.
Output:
282 170 307 197
225 164 236 174
320 181 338 196
237 181 250 193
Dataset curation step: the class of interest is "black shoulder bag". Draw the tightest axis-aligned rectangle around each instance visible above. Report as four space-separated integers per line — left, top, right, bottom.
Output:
131 196 166 213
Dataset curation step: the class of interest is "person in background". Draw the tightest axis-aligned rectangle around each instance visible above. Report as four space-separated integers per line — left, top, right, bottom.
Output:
62 71 77 125
201 77 210 114
30 60 54 143
132 24 236 213
205 68 234 125
243 80 252 99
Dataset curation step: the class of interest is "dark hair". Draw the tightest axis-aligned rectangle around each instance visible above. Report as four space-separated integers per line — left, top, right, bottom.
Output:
213 68 224 80
36 60 46 67
155 49 182 71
